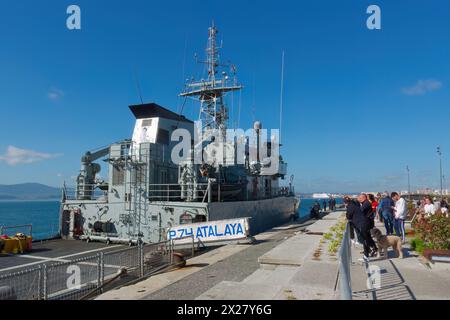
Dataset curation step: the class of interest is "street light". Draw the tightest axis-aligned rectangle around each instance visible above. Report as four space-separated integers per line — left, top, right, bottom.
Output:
443 174 447 196
437 146 443 198
406 165 411 200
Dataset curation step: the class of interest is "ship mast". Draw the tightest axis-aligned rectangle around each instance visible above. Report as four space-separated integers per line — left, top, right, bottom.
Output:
180 24 243 140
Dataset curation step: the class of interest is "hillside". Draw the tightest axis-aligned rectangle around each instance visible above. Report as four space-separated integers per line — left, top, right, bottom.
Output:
0 183 61 200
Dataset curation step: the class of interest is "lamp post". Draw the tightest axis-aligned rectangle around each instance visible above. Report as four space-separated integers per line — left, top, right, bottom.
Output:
406 165 411 200
443 174 447 197
437 146 443 198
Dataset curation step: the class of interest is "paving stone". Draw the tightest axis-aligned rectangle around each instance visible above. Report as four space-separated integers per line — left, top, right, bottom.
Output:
258 234 322 266
289 260 339 289
243 265 298 286
305 219 338 233
196 281 280 300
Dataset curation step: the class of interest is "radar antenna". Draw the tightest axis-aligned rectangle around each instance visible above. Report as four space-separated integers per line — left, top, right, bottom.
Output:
180 24 243 140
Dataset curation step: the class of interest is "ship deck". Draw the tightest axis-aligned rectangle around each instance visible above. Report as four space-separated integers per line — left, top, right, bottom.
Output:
0 239 125 274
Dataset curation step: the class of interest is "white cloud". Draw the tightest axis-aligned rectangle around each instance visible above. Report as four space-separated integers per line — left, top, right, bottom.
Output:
0 146 63 166
48 87 64 100
402 79 442 96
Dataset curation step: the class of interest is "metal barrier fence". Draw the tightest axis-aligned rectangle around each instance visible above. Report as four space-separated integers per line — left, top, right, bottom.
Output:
0 267 41 300
0 240 181 300
46 254 100 300
338 222 352 300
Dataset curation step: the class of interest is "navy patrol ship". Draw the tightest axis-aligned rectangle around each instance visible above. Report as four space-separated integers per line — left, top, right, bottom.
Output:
59 25 299 244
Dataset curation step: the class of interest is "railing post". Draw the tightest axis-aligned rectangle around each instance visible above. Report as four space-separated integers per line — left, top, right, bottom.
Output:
97 252 104 288
37 264 42 300
191 234 195 258
208 179 212 203
339 223 352 300
42 264 48 300
139 242 144 278
169 240 174 265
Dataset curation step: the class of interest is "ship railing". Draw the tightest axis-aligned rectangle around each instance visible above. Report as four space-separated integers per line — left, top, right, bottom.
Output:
337 222 353 300
270 186 292 197
63 184 108 201
250 186 292 200
0 238 196 300
0 224 32 237
147 183 209 202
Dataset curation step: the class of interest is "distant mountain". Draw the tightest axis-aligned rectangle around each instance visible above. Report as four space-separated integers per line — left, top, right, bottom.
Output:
0 183 61 200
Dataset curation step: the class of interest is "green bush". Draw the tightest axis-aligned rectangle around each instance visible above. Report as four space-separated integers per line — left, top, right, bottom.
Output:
323 233 333 240
410 237 427 254
324 219 348 255
413 212 450 251
328 239 340 254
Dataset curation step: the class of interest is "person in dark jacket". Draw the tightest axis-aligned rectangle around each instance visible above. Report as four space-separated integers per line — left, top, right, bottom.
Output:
379 192 395 235
310 201 321 219
350 194 377 261
359 194 378 256
323 200 327 211
331 198 336 211
344 196 363 246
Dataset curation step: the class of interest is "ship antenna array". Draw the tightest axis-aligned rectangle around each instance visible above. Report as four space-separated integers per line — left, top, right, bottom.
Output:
179 24 243 139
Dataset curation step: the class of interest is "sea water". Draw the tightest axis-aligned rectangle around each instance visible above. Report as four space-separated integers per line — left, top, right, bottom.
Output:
0 201 60 240
298 198 343 218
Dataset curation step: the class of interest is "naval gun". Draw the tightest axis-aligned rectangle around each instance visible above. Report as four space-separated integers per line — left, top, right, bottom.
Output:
76 146 110 200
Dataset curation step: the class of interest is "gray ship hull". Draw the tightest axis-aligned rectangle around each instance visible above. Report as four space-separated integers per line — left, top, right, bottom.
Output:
61 196 300 244
207 196 299 234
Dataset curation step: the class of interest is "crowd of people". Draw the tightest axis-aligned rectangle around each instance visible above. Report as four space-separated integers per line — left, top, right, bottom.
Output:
310 191 449 262
415 195 449 221
343 191 450 262
344 192 408 262
310 198 337 219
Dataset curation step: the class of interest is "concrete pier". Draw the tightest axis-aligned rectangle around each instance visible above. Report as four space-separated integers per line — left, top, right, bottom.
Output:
196 211 344 300
350 222 450 300
96 211 450 300
97 212 344 300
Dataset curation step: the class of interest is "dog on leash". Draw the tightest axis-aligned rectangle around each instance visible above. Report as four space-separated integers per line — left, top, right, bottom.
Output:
370 228 403 259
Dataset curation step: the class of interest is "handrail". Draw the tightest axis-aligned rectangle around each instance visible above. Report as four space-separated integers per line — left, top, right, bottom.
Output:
63 184 108 201
0 224 33 237
338 222 352 300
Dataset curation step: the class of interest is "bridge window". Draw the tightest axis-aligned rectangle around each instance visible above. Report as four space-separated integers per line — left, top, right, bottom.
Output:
142 119 152 127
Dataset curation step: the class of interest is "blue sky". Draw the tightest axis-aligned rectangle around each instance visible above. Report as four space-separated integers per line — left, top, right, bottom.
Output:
0 0 449 193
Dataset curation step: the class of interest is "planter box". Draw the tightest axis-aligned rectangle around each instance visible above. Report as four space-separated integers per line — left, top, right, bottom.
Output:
423 249 450 263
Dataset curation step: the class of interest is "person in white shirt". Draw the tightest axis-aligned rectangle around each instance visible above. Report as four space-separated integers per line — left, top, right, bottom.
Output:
423 196 436 217
392 192 407 243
